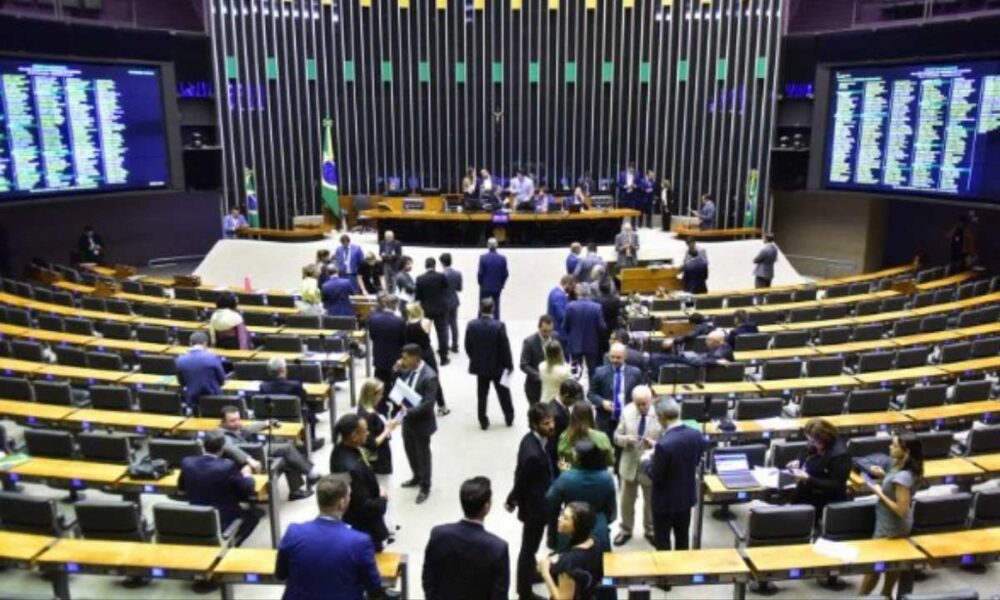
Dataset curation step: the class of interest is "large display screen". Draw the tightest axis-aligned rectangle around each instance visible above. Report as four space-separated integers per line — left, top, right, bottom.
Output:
823 59 1000 201
0 57 170 200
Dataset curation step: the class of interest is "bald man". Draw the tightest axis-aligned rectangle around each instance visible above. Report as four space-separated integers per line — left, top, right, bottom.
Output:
613 385 662 546
587 343 645 443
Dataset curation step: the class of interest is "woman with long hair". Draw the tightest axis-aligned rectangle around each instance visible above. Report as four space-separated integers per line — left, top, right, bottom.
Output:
538 501 604 600
539 340 572 404
297 264 323 316
404 303 449 415
357 378 401 535
556 401 613 469
546 440 617 552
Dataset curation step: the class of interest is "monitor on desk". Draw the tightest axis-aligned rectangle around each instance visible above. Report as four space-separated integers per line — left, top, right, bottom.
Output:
402 198 425 211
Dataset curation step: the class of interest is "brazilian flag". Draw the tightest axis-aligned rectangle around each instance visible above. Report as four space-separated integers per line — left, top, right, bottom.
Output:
321 119 341 217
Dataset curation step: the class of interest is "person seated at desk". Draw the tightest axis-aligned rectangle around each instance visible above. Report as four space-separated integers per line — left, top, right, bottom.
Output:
210 293 251 350
321 263 356 317
787 418 851 523
77 225 105 264
649 328 733 371
479 168 500 211
726 309 759 350
178 431 260 546
505 168 535 210
260 357 323 450
218 405 320 501
462 167 480 210
223 206 249 238
530 187 554 213
176 331 226 414
659 312 715 353
276 476 390 600
537 502 603 600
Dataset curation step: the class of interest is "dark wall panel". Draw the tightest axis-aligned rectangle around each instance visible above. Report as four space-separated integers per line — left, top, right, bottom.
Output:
210 0 783 229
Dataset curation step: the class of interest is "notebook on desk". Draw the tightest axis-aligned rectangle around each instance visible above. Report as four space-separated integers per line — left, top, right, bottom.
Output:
715 453 759 490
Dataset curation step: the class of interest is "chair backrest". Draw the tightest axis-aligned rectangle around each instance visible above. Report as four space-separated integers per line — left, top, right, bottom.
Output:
940 342 973 364
912 292 937 309
895 347 931 369
251 394 302 422
63 317 96 336
734 333 771 351
819 305 849 321
686 336 709 353
11 340 45 362
966 426 1000 456
956 283 976 301
952 380 993 404
704 362 745 383
846 389 892 414
848 282 871 296
818 326 851 345
33 380 74 406
734 398 783 420
746 504 815 547
76 500 147 541
24 428 75 458
199 395 247 419
323 315 359 331
762 359 802 381
287 363 323 383
199 289 224 304
799 392 846 417
971 337 1000 359
137 304 171 319
153 504 224 546
99 320 133 340
934 288 955 305
903 385 947 409
821 498 877 541
136 325 172 344
53 346 88 368
138 354 178 375
680 399 728 421
920 314 947 333
148 438 204 468
792 289 818 302
0 491 64 536
173 287 200 301
788 307 819 323
263 335 304 353
89 385 133 410
806 357 844 378
915 431 953 460
846 436 892 458
727 295 755 308
657 365 699 385
851 323 885 342
233 361 271 381
650 298 681 312
285 315 322 329
121 280 143 294
170 306 202 322
772 331 810 349
268 294 297 309
32 287 53 303
236 292 266 306
824 284 851 299
899 590 980 600
711 444 767 472
910 493 973 535
854 300 881 317
77 432 131 463
695 297 723 310
770 441 808 468
80 297 107 312
0 376 35 400
36 314 64 333
956 310 981 328
714 315 737 329
4 307 32 327
86 351 124 371
137 389 184 415
242 311 276 327
971 488 1000 529
857 351 895 373
892 318 921 337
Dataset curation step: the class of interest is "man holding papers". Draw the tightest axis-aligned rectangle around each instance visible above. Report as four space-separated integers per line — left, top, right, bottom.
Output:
465 298 515 430
393 344 440 504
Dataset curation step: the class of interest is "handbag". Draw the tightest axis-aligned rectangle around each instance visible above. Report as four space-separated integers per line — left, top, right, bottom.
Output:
128 456 170 480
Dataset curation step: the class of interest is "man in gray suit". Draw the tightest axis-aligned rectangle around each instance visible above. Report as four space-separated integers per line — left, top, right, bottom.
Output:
753 233 778 288
440 252 463 353
697 193 716 230
573 243 605 283
613 385 662 546
614 223 640 269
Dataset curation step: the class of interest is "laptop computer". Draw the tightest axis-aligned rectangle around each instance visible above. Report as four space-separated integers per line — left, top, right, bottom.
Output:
714 453 760 490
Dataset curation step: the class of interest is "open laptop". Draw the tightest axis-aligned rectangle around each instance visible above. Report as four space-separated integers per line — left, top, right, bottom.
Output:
714 453 760 490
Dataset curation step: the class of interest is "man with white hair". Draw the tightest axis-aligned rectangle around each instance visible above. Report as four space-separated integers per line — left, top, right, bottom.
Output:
259 356 323 450
649 396 703 551
649 327 733 372
477 237 508 319
612 385 662 546
615 222 640 268
378 230 403 292
588 342 644 447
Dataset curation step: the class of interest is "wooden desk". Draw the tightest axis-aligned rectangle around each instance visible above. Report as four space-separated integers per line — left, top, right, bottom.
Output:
0 531 56 565
854 366 948 386
889 330 962 347
702 475 768 503
812 340 895 355
604 548 749 596
675 226 762 241
652 381 762 398
851 458 984 488
0 399 78 425
904 400 1000 428
36 538 221 578
0 357 45 376
757 375 860 394
915 272 975 290
16 328 95 346
967 453 1000 476
911 527 1000 566
744 538 925 581
62 408 186 435
705 410 913 442
734 347 819 362
821 411 912 434
174 418 303 441
940 356 1000 376
37 364 130 384
84 338 172 354
705 418 803 442
4 457 127 488
760 316 857 333
114 472 269 500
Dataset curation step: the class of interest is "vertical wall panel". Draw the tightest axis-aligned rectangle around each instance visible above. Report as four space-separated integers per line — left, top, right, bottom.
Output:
210 0 782 228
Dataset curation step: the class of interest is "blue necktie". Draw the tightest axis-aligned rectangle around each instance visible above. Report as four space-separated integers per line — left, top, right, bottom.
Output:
638 413 647 437
613 368 622 421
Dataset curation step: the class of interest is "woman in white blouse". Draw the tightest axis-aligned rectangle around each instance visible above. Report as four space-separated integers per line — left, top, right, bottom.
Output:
538 340 572 403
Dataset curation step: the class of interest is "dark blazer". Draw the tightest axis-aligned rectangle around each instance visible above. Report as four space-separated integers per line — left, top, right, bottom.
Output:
276 517 383 600
573 253 604 283
260 378 308 406
329 445 389 547
360 407 392 475
477 250 509 294
682 255 709 294
551 401 571 443
423 520 510 600
415 270 450 317
650 426 704 513
547 286 569 331
561 299 606 356
519 332 554 385
321 277 355 317
464 316 513 378
368 310 406 372
78 232 104 262
506 432 556 524
587 364 644 431
178 454 255 527
442 267 463 310
566 253 580 276
378 240 403 271
175 349 226 408
598 295 621 333
726 323 759 350
793 439 851 511
399 364 439 437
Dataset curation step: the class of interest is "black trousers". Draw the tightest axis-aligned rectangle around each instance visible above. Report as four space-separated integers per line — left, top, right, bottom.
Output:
427 311 450 361
402 427 433 492
478 375 514 428
516 520 546 599
653 509 692 551
480 290 502 319
524 379 542 405
231 509 261 546
572 352 600 380
445 306 460 350
754 276 772 289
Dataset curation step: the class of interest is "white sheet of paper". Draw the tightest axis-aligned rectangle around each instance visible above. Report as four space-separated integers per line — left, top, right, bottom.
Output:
499 369 512 388
389 378 422 408
754 417 797 430
751 467 779 489
814 538 859 562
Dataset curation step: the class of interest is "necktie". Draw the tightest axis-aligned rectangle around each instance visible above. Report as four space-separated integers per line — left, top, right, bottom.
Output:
613 368 623 420
638 413 647 437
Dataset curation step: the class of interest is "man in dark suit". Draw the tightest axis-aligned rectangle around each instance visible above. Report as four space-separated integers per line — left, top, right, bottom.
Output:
477 237 508 319
259 356 323 449
335 234 365 294
175 331 226 414
178 431 259 545
648 397 704 551
368 294 406 406
440 252 463 353
588 343 644 442
423 476 510 600
572 243 605 283
561 286 606 378
552 379 583 444
378 230 403 293
519 315 558 406
753 233 778 288
726 309 759 351
395 343 439 504
505 404 557 600
276 476 388 600
546 275 574 332
465 298 515 429
329 414 390 550
77 225 105 264
321 264 356 317
415 256 451 365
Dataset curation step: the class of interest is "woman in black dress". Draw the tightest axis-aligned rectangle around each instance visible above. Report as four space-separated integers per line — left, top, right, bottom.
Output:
538 501 603 600
403 303 450 415
357 377 401 540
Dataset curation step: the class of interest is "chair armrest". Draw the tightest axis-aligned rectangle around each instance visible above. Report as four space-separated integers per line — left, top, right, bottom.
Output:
58 516 78 536
221 518 244 546
726 519 746 547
